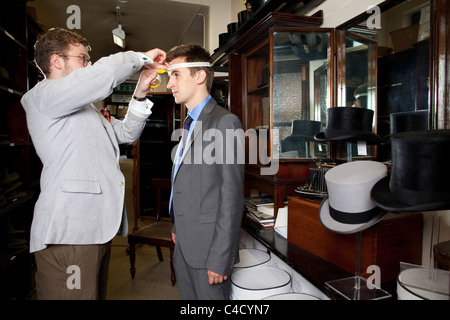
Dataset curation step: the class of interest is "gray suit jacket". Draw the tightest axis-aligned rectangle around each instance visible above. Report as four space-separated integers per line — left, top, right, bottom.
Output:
171 98 245 276
21 52 151 252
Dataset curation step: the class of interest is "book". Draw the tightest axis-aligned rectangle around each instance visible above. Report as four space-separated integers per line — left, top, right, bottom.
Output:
247 209 274 224
256 201 288 216
244 195 274 210
256 204 275 216
246 212 274 228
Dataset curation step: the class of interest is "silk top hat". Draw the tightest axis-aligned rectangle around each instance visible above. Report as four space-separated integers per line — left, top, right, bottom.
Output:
290 120 323 139
281 120 323 154
314 107 382 145
319 161 388 234
371 130 450 211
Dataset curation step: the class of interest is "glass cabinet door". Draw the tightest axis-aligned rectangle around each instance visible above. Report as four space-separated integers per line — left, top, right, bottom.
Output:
271 28 334 160
243 28 334 162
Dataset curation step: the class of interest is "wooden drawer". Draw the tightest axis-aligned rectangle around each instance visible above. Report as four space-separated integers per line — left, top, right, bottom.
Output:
287 195 423 282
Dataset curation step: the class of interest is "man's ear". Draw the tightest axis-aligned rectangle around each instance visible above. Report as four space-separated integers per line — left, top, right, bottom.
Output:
50 53 64 71
195 69 207 85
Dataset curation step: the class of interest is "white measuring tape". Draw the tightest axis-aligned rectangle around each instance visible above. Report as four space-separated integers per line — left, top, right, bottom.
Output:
168 62 211 71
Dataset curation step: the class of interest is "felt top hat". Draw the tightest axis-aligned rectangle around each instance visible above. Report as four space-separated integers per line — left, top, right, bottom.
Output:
281 120 323 155
371 130 450 212
390 110 428 134
314 107 381 145
319 161 388 234
290 120 323 139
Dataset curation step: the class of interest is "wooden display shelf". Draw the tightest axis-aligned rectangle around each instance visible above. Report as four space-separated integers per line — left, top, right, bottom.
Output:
287 195 423 282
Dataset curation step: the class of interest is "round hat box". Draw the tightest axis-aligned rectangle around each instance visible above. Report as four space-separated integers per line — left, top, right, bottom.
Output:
231 267 291 300
233 249 271 270
397 267 449 300
263 292 320 300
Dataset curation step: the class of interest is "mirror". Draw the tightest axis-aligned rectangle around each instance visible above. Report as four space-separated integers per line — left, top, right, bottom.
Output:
337 31 377 159
340 0 430 162
272 29 332 159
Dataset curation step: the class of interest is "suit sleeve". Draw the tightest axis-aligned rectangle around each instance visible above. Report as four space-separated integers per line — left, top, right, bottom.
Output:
110 98 153 144
205 113 245 276
23 51 144 119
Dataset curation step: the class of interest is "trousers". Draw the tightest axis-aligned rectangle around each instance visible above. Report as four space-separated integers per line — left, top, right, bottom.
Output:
34 241 112 300
173 241 232 300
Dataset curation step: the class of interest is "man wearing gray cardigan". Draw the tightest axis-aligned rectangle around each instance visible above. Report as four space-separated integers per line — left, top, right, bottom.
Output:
21 27 166 299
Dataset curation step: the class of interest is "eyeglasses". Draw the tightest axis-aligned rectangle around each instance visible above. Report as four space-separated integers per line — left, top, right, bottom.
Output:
59 54 91 67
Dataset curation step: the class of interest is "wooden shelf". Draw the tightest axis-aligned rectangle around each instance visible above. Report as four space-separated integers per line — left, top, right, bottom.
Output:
0 0 42 300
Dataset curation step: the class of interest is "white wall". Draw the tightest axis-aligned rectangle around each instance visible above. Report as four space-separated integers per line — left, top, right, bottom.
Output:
306 0 385 27
170 0 242 53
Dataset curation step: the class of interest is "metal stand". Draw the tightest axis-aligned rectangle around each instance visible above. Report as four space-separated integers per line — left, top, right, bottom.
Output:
398 212 450 299
325 141 391 300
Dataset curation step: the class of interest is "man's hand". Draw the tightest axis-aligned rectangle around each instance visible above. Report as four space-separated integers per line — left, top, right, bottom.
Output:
207 270 228 285
143 48 167 71
133 68 158 99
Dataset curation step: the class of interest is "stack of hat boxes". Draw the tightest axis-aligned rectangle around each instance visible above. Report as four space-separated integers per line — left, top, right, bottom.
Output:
287 195 423 283
236 229 331 300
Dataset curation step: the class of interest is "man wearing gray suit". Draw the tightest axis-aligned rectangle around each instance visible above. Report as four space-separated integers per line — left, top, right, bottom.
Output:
21 27 167 299
166 44 245 300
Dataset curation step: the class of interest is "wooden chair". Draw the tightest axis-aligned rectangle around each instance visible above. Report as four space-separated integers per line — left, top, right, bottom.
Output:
128 178 176 285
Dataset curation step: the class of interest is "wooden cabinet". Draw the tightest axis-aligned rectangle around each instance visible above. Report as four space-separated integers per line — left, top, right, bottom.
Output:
132 93 181 229
0 0 42 299
228 12 330 217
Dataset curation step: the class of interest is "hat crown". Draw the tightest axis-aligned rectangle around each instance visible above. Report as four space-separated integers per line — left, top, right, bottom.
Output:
319 161 388 234
371 130 450 211
388 130 450 210
326 161 387 214
314 107 381 144
326 107 373 132
291 120 323 136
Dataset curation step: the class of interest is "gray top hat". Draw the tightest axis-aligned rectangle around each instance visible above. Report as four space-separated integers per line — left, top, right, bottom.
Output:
319 161 388 234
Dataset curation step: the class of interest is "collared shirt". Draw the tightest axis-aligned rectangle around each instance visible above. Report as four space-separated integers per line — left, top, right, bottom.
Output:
184 94 211 142
174 94 212 169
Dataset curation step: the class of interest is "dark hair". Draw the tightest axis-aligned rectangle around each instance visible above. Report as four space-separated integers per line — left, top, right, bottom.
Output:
34 27 90 76
166 43 214 92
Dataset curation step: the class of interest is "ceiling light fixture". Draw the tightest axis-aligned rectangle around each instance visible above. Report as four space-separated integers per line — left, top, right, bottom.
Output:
112 24 125 48
112 6 125 48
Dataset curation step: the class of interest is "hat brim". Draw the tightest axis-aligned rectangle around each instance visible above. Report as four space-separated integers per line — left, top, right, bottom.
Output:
319 198 388 234
314 132 382 145
370 176 450 212
287 134 319 141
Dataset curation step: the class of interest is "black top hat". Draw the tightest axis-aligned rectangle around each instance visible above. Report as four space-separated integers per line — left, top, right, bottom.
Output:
290 120 323 139
371 130 450 211
390 110 428 134
281 120 323 156
314 107 381 145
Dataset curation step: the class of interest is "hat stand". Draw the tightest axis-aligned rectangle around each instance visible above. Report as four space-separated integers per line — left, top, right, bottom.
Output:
325 141 392 300
397 211 450 299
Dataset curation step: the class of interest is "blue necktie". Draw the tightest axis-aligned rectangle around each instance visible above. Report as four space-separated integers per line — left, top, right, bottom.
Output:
169 115 193 222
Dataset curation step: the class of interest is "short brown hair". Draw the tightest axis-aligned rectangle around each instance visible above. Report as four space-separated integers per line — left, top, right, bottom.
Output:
34 27 90 76
166 44 214 92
